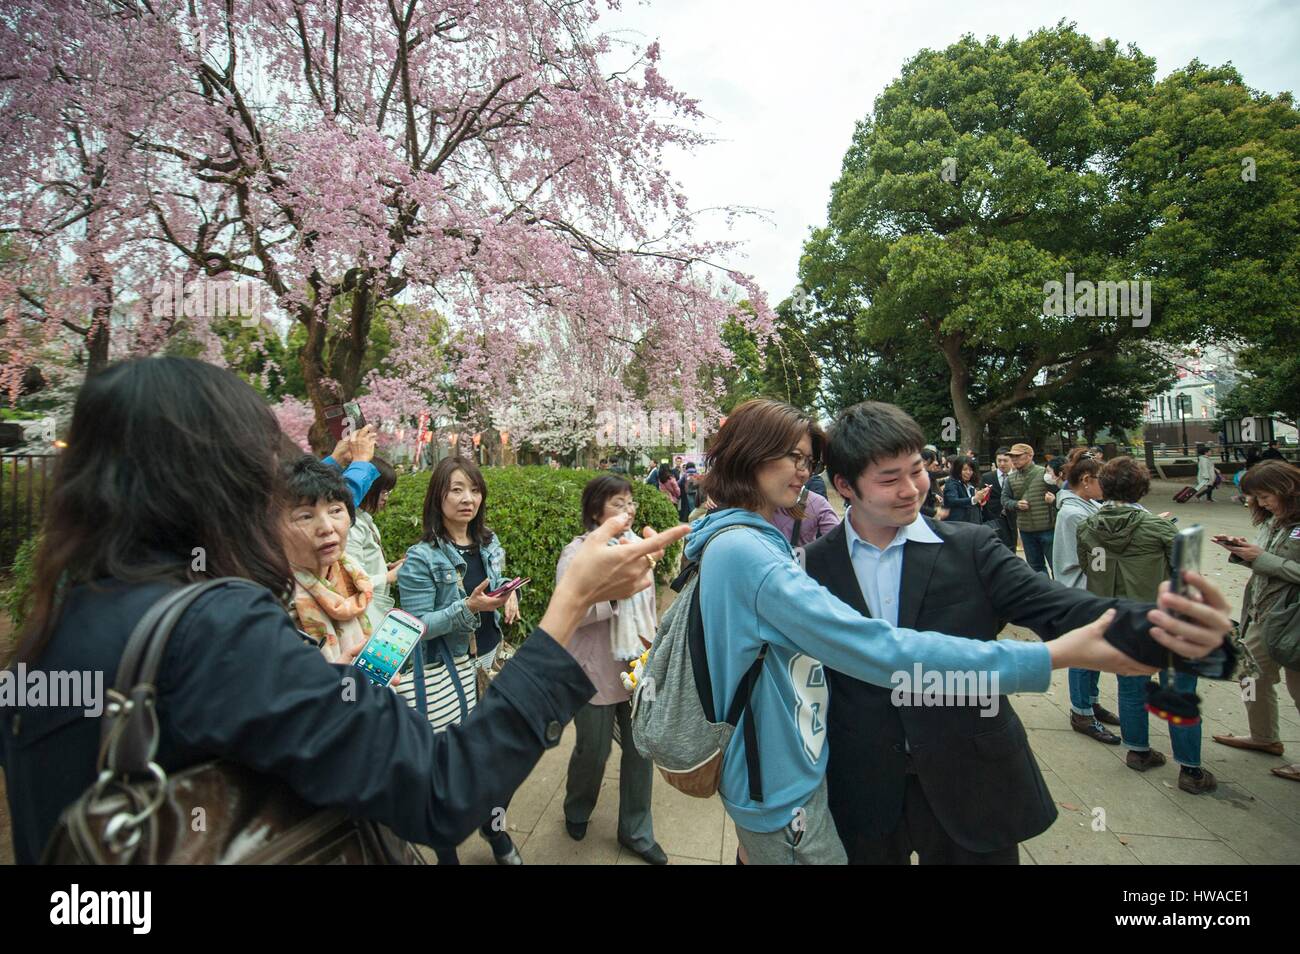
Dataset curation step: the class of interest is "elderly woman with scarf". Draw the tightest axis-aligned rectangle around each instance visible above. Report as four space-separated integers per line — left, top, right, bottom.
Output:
555 475 668 865
279 455 375 661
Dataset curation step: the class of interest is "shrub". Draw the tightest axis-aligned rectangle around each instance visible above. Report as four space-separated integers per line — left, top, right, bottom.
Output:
3 535 39 634
373 465 684 644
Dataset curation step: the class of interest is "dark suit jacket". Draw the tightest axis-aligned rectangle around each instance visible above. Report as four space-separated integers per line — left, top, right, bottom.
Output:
981 469 1015 546
803 517 1154 856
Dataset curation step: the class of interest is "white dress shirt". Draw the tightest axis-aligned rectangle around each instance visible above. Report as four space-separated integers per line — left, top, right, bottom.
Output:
842 508 944 627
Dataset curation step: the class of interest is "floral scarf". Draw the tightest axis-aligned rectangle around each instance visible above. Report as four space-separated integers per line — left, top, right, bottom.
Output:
291 553 375 663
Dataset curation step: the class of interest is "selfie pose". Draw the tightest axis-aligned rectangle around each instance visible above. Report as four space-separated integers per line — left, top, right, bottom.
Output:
805 404 1233 864
686 400 1232 864
397 457 523 863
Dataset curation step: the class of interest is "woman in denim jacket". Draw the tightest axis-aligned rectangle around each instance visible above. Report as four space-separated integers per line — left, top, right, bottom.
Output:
396 456 521 863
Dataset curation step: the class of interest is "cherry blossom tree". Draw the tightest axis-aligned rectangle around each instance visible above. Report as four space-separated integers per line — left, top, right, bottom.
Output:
1 0 770 446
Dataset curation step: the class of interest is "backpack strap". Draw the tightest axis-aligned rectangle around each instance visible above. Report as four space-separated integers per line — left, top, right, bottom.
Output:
684 525 768 802
789 518 803 546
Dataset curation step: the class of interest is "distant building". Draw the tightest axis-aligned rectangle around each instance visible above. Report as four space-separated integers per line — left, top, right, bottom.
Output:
1143 346 1296 450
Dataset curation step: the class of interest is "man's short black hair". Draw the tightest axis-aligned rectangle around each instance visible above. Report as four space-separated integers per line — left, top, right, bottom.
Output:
825 401 926 492
995 446 1011 457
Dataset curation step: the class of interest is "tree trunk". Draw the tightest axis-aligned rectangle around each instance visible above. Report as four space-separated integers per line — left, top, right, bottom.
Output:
84 260 112 377
939 334 986 458
299 277 376 454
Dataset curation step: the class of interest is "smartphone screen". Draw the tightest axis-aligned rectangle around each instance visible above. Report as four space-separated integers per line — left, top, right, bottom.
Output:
353 610 425 687
1170 525 1203 598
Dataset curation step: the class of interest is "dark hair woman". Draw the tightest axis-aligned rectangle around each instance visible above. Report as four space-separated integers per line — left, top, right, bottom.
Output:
555 475 666 864
396 456 521 863
0 356 688 865
941 456 988 523
1212 460 1300 783
346 455 402 629
684 400 1217 864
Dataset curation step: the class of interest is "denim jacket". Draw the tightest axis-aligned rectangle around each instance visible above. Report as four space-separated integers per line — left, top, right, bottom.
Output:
397 534 507 658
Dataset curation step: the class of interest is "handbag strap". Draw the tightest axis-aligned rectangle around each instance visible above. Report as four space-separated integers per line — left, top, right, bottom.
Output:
100 577 252 778
409 636 473 723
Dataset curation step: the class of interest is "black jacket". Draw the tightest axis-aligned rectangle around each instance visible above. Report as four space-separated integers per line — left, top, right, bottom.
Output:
0 579 594 864
980 469 1016 546
803 518 1156 857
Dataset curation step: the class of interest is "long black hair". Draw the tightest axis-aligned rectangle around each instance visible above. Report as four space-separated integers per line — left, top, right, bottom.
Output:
12 357 294 665
421 456 493 547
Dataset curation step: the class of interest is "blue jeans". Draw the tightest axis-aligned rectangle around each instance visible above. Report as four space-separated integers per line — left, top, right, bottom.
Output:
1020 529 1055 576
1068 668 1101 716
1118 671 1202 768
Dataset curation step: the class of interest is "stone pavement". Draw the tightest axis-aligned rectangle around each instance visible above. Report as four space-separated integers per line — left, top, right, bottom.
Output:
437 480 1300 865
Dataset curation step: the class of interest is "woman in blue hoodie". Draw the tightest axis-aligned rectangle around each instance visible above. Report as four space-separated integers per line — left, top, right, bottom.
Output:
688 400 1235 865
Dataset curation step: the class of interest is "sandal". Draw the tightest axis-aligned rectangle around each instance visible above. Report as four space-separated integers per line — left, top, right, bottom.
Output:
1271 764 1300 782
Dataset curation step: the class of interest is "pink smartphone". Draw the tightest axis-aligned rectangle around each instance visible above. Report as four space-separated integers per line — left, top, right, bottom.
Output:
486 577 530 599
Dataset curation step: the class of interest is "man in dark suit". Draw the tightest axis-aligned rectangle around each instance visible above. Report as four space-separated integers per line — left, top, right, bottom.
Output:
980 446 1016 550
805 402 1167 864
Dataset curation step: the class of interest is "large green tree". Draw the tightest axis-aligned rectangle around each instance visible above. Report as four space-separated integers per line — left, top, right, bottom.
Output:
799 22 1300 451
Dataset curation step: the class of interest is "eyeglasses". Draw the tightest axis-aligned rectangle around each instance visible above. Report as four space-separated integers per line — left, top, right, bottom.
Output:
783 450 823 475
608 500 638 513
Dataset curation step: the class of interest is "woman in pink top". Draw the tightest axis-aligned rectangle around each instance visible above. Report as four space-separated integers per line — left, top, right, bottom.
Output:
555 475 666 864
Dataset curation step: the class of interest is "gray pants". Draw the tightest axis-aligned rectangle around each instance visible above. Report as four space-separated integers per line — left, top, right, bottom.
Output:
734 777 847 865
564 700 656 852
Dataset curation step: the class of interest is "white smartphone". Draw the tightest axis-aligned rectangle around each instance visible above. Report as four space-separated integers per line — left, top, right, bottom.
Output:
352 609 426 688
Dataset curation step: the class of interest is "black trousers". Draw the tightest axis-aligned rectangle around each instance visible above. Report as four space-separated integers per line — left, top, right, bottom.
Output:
842 773 1020 865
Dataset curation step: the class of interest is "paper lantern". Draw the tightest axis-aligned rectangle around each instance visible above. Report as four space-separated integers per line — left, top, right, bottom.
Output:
500 429 510 446
472 432 482 448
448 431 459 448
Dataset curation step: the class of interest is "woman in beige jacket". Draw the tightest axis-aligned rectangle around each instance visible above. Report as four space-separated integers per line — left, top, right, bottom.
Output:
1212 461 1300 782
555 475 667 864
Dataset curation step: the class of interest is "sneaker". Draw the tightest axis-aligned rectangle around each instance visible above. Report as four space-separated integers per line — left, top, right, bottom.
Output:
1178 767 1218 794
565 820 588 842
1092 704 1121 727
1126 749 1167 772
1070 712 1121 744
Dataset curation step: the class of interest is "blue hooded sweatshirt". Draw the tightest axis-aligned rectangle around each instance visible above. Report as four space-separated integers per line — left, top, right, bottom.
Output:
686 508 1052 833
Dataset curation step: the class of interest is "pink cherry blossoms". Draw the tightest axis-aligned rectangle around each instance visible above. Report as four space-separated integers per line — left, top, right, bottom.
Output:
0 0 773 451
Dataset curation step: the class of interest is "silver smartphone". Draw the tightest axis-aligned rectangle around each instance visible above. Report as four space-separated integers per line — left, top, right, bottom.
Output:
1170 524 1203 598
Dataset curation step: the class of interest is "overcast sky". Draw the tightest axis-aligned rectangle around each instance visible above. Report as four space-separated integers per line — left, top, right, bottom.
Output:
599 0 1300 307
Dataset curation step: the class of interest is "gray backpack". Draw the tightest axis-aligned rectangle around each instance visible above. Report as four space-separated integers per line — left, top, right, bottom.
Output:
630 527 767 800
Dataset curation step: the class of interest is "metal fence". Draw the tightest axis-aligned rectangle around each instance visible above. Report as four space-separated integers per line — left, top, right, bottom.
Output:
1 453 56 571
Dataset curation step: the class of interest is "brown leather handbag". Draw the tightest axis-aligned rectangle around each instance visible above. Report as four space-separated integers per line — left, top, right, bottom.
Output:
42 578 423 865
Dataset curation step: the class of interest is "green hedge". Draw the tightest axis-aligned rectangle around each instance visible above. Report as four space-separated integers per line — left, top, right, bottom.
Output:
3 535 39 632
2 467 683 647
374 466 684 644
